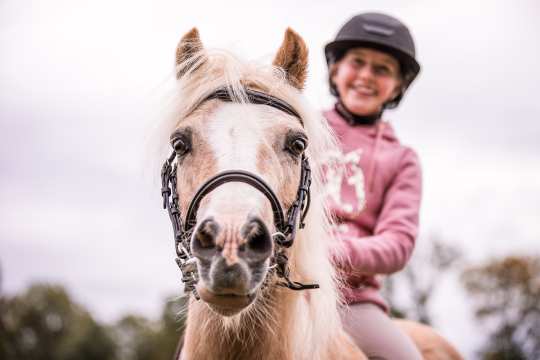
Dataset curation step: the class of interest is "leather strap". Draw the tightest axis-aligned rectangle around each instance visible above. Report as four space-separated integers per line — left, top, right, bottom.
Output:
203 87 303 124
185 170 287 233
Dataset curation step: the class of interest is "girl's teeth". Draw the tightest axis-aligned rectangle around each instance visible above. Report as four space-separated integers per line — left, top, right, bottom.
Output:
354 86 374 95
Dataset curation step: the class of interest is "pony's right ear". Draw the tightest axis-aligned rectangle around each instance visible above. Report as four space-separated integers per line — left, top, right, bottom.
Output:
175 28 205 79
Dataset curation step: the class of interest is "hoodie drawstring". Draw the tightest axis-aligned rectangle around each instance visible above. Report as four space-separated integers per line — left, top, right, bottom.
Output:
367 121 384 193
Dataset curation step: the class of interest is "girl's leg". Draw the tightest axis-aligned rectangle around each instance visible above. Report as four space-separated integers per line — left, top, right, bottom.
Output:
340 303 423 360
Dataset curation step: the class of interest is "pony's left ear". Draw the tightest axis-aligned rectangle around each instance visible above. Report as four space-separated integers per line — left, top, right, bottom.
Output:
175 27 205 79
272 28 308 90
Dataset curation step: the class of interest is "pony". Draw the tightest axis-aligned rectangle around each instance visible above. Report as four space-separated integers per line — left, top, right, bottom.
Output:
160 27 463 360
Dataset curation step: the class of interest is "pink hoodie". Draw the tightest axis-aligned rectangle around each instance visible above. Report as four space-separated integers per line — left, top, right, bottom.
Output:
324 109 422 312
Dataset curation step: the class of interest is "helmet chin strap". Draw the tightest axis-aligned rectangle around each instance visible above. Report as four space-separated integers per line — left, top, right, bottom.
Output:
335 100 382 126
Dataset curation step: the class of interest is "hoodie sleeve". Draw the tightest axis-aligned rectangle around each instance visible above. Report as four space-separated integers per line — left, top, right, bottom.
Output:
338 148 422 275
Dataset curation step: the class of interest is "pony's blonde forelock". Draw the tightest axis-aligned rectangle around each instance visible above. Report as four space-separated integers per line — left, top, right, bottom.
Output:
162 46 346 359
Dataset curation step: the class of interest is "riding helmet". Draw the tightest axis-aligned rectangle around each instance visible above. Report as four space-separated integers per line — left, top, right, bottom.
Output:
325 12 421 108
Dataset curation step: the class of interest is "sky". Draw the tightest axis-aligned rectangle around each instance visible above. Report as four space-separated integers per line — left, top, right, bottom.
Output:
1 0 539 358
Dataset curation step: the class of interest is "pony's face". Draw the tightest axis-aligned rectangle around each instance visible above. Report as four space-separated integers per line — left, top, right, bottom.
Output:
172 28 309 316
174 102 306 315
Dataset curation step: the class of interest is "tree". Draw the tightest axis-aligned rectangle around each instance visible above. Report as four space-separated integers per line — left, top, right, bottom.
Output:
0 283 116 360
112 296 187 360
383 235 463 325
156 296 188 357
461 255 540 360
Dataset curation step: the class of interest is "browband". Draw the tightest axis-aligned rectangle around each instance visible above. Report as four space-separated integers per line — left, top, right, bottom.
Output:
202 87 303 125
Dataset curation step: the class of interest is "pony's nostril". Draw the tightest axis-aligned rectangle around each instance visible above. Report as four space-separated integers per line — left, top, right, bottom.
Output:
194 217 220 250
242 217 272 255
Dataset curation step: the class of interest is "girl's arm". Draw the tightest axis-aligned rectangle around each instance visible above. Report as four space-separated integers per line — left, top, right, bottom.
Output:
338 148 422 275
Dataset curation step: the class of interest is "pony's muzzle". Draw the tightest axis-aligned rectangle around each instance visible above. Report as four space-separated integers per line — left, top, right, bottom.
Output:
191 216 273 265
191 215 273 314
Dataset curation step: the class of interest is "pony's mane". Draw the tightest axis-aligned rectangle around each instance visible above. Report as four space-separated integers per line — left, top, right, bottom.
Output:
157 47 346 359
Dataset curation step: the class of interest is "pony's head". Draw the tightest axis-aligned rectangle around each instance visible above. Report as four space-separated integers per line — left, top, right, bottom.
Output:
162 28 338 319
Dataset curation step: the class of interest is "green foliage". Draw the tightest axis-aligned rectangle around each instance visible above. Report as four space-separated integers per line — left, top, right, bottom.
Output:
0 283 188 360
461 255 540 360
113 297 187 360
0 283 116 360
481 324 527 360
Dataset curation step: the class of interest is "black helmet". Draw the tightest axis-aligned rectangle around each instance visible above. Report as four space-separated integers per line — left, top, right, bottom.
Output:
325 12 421 109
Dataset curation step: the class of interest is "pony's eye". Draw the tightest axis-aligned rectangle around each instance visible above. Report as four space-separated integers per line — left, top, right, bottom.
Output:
172 137 191 156
288 138 307 156
170 128 193 159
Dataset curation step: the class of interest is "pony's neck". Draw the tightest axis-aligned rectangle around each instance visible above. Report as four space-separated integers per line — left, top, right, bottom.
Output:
182 287 306 360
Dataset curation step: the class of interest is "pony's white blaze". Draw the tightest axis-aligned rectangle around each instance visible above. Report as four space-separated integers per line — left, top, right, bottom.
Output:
208 103 263 174
201 102 299 230
200 103 277 227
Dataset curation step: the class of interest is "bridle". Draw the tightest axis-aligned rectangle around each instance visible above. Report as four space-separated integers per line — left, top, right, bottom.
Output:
161 87 319 299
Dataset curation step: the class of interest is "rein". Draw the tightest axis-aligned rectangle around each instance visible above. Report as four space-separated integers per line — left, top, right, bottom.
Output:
161 87 318 299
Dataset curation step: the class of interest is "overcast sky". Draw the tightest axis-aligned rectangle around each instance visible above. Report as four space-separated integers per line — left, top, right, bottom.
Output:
1 0 539 358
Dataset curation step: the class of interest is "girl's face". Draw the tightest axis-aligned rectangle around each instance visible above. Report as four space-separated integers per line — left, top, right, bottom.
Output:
332 48 402 116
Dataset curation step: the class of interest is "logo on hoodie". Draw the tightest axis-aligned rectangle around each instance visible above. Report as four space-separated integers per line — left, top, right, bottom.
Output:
323 148 366 217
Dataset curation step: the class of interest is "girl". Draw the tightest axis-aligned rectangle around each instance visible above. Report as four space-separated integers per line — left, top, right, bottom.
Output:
324 12 423 359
